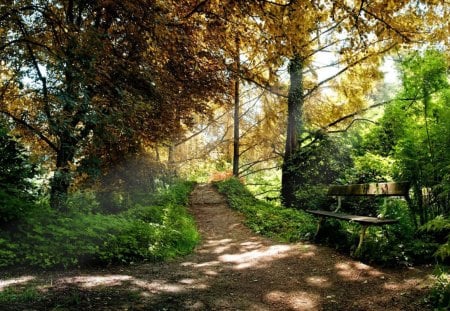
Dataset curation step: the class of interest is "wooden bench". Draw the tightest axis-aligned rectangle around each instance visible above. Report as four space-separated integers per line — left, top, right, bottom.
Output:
306 182 410 256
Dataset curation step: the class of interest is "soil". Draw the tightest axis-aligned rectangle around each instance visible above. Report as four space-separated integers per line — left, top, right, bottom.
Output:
1 183 435 310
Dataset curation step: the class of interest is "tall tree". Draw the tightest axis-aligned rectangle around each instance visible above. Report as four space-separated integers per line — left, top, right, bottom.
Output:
203 0 449 206
233 35 241 177
0 0 228 210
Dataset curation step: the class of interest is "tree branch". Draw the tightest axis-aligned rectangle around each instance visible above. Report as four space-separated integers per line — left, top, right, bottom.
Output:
361 8 411 43
303 43 397 99
0 110 58 152
240 165 280 178
184 0 209 19
327 118 378 133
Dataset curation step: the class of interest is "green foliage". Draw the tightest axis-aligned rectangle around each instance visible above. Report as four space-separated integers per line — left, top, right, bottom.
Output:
350 152 394 183
387 50 449 223
0 189 35 225
66 190 101 214
421 216 450 261
0 181 199 268
316 199 437 265
215 178 316 242
427 266 450 311
294 184 330 211
0 286 41 304
245 169 282 205
286 135 352 209
0 126 37 195
0 235 17 267
0 126 39 224
358 200 437 265
89 155 172 213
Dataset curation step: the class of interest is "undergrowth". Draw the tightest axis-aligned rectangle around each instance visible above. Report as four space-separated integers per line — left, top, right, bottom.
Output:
214 178 316 242
0 181 199 268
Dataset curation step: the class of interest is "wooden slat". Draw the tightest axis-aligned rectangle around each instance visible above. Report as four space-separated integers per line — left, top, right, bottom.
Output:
306 210 398 225
327 182 410 196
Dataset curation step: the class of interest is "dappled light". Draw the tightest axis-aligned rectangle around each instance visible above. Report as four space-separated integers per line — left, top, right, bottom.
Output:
384 277 432 291
335 261 384 282
0 184 434 310
219 244 293 270
0 276 35 291
264 290 319 310
306 276 331 288
59 275 133 288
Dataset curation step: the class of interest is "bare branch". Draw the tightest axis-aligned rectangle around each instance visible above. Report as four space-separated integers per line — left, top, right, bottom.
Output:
174 109 229 147
327 118 378 133
240 165 280 178
239 156 280 174
303 43 397 99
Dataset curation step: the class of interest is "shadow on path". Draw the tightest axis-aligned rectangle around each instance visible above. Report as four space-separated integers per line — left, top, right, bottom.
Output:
0 184 433 310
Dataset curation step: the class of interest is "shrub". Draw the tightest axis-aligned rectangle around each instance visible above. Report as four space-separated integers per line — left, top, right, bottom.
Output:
427 266 450 310
0 181 199 268
215 178 316 242
318 199 438 265
421 216 450 261
0 126 39 224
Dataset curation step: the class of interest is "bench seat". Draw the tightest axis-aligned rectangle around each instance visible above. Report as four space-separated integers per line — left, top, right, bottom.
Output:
306 210 398 225
305 182 410 257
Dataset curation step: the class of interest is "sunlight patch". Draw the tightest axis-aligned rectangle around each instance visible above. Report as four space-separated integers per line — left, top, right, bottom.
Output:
299 251 316 258
218 244 293 269
132 279 185 293
132 279 208 294
213 244 232 254
206 239 233 246
306 276 331 288
59 275 132 288
335 261 383 281
0 276 35 291
179 278 196 284
384 278 423 291
194 260 221 268
264 290 319 310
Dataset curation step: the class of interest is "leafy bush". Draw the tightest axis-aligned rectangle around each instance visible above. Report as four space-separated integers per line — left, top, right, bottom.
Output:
0 181 199 268
427 266 450 311
294 184 330 211
0 126 39 224
0 189 35 225
306 198 437 265
0 286 41 304
420 216 450 261
215 178 316 242
350 152 394 183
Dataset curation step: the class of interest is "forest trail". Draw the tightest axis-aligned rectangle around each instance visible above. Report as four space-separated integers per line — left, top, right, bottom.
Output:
2 184 434 310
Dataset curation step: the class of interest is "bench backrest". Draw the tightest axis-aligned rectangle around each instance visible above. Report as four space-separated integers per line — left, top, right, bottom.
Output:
327 182 410 197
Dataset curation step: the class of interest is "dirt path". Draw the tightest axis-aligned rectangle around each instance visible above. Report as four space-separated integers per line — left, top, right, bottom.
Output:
1 184 434 310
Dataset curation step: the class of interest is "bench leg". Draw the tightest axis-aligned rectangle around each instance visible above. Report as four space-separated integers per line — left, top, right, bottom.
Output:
354 225 368 257
314 217 324 240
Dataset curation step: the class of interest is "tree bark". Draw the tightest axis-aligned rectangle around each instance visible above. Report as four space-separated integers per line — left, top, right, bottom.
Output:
233 35 240 177
49 134 77 212
281 55 304 207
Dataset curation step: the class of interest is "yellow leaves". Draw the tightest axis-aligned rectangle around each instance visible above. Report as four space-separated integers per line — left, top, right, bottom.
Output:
303 58 383 129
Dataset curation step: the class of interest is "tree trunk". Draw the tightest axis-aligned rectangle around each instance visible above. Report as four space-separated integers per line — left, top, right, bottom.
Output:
281 55 304 207
49 135 77 212
232 35 240 177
